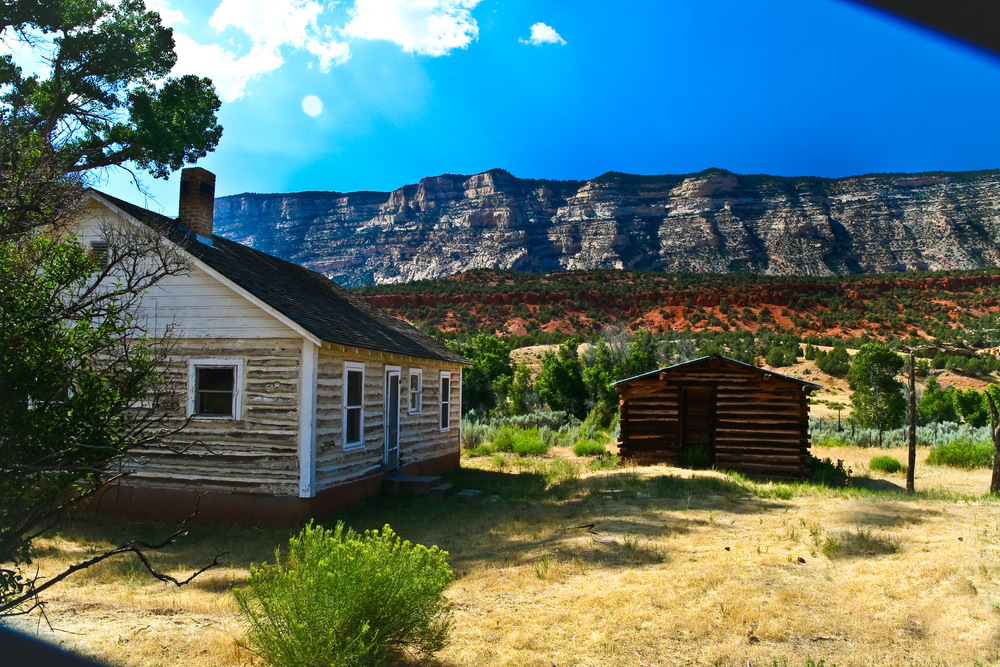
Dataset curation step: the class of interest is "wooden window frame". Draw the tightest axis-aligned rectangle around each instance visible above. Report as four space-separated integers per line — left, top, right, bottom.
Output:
439 371 451 431
344 361 365 451
409 369 423 414
188 359 243 420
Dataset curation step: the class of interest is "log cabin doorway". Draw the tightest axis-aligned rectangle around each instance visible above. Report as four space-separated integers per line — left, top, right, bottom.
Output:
384 368 400 471
680 386 716 467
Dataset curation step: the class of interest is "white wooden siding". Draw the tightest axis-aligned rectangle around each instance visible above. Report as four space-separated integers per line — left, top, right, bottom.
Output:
315 346 463 492
70 201 297 339
127 338 303 496
139 268 298 339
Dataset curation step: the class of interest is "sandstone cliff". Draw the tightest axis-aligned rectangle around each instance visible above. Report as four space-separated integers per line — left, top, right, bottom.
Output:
212 168 1000 288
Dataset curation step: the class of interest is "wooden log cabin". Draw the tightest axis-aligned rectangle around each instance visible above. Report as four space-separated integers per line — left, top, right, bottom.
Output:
68 168 470 523
613 354 820 476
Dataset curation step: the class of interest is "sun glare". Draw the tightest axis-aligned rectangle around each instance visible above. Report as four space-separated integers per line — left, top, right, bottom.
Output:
301 95 323 117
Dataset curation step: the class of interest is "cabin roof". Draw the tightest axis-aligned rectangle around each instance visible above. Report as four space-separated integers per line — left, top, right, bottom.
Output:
612 354 822 389
88 191 469 366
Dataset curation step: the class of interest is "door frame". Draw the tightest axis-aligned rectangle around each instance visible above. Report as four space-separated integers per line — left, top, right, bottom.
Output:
384 366 401 471
679 385 716 465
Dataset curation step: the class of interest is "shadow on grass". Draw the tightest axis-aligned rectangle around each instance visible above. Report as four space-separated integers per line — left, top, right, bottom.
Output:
849 476 907 493
30 516 297 590
325 464 793 577
846 503 943 529
822 526 902 559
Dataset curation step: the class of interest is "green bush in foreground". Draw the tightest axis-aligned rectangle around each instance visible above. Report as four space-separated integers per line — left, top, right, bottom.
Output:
869 455 905 474
926 437 994 469
234 522 453 667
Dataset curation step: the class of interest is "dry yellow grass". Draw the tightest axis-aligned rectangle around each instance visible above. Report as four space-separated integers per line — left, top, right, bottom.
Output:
5 447 1000 667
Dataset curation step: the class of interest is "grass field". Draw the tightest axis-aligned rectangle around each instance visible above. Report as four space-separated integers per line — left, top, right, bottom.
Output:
6 445 1000 667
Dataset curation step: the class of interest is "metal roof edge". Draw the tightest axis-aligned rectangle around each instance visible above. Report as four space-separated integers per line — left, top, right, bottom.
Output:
611 353 823 389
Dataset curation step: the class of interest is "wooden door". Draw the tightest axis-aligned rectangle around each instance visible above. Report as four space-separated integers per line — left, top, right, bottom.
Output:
681 386 715 467
384 370 400 471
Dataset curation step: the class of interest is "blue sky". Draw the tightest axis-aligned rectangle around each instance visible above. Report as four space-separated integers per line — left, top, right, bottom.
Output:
96 0 1000 214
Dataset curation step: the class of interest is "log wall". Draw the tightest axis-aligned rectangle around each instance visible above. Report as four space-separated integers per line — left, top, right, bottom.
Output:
618 362 811 476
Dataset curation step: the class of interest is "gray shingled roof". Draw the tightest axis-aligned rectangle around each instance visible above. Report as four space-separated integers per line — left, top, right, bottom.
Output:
92 191 469 366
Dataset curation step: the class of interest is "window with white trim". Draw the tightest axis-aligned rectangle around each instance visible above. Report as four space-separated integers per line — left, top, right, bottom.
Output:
344 362 365 449
439 371 451 430
189 360 242 419
409 369 422 414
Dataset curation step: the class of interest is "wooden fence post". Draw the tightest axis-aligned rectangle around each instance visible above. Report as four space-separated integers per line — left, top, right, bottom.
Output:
907 350 915 495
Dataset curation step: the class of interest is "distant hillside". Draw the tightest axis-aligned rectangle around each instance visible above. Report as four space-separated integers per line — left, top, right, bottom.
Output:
214 167 1000 288
352 268 1000 347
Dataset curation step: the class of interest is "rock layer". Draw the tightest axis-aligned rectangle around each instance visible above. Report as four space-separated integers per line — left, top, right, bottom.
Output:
212 168 1000 288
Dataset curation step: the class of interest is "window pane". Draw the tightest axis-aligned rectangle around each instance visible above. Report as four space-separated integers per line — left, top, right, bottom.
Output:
346 407 361 443
440 376 450 429
198 367 234 392
410 372 421 411
347 369 363 406
197 391 233 416
195 367 234 416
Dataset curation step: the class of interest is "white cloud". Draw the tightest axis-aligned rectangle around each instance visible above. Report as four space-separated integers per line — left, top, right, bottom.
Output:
342 0 481 57
144 0 188 26
519 22 565 46
210 0 350 70
172 33 285 102
168 0 349 102
166 0 483 102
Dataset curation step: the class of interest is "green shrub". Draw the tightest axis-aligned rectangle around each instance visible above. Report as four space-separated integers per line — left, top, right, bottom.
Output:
588 453 620 470
467 443 498 457
234 521 453 667
460 419 489 450
513 435 549 456
809 456 851 487
926 437 994 469
572 439 607 457
492 425 549 456
869 455 905 474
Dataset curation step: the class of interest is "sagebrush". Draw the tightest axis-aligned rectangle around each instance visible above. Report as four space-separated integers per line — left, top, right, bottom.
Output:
926 437 994 469
234 521 453 667
869 455 905 474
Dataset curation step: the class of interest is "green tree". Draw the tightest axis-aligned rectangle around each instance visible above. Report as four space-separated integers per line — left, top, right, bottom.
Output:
848 342 906 446
917 375 959 425
582 327 660 426
505 362 538 416
815 345 851 377
954 387 990 428
1 231 190 615
536 337 589 420
1 0 222 179
449 333 512 415
0 0 222 616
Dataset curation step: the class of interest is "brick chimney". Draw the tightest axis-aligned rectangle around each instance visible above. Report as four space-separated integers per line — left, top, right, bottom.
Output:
178 167 216 244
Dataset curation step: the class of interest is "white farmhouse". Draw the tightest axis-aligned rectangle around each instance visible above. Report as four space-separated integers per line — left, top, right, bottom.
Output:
72 168 469 523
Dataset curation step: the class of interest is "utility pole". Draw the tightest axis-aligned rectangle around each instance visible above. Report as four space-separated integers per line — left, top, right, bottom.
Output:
907 349 916 494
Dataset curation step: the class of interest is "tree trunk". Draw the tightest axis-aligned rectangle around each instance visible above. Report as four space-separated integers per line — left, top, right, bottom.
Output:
907 351 916 494
986 392 1000 494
